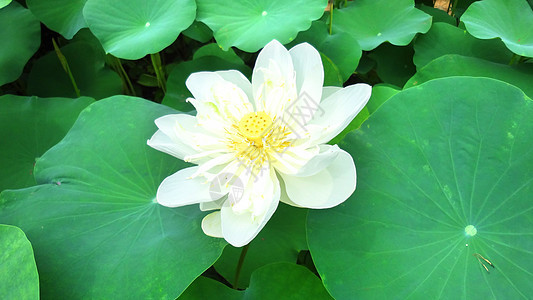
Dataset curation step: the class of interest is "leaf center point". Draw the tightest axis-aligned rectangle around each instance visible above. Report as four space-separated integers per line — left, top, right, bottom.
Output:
465 225 477 236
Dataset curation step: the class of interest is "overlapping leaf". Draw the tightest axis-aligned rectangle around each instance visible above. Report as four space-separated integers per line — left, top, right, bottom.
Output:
365 84 400 114
0 225 39 300
179 263 332 299
193 43 244 65
0 95 94 191
368 43 416 87
27 42 122 99
414 22 513 69
418 4 456 25
26 0 87 39
406 54 533 99
214 204 308 288
182 21 213 43
0 2 40 86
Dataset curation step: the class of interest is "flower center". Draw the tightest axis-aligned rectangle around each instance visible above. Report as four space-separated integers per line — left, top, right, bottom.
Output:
226 111 292 173
238 112 273 146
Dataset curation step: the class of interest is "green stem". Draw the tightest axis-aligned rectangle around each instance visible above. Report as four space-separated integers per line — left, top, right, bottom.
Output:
151 53 166 93
52 39 81 97
451 0 459 16
233 243 250 289
328 3 333 35
509 53 522 66
108 55 136 96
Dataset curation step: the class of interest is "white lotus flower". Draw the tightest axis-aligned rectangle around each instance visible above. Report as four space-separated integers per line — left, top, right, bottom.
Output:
147 40 371 247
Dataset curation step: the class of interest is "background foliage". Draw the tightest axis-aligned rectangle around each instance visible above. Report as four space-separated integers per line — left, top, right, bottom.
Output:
1 0 532 299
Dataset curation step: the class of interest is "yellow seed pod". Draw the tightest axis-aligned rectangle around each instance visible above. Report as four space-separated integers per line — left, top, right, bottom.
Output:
238 112 273 145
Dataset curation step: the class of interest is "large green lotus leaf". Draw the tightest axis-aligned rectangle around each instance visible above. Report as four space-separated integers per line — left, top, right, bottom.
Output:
214 204 308 289
405 54 533 99
332 0 431 51
461 0 533 57
0 95 94 191
83 0 196 59
179 263 332 299
163 56 251 112
414 22 513 69
0 96 227 299
27 42 122 99
0 2 40 86
26 0 87 39
196 0 327 52
368 42 416 88
308 77 533 299
0 225 39 299
291 20 361 82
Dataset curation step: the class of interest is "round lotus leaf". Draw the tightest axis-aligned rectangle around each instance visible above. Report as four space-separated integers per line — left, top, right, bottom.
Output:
195 0 327 52
83 0 196 59
308 77 533 299
332 0 431 51
0 96 227 298
461 0 533 58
